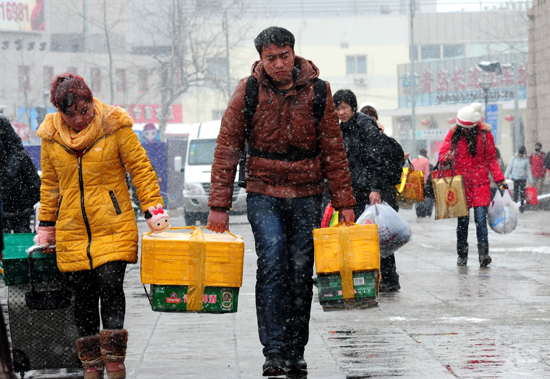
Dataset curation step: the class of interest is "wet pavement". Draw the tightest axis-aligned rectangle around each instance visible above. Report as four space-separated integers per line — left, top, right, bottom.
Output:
2 205 550 378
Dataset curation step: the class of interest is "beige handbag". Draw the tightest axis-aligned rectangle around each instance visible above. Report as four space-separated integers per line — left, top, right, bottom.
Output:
432 166 469 220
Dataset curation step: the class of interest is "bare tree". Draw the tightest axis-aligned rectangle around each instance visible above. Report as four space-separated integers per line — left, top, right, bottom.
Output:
65 0 128 104
131 0 252 140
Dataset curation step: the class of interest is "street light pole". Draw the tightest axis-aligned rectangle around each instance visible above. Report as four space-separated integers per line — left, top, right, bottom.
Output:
512 62 522 150
479 81 493 122
409 0 417 155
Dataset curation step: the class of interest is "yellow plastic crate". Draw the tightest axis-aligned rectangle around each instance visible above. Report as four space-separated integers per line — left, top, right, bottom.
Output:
313 224 380 300
141 227 244 311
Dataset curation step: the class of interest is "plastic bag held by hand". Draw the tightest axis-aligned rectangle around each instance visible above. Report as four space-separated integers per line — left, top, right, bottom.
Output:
356 202 411 257
488 190 518 234
147 204 171 233
33 226 56 246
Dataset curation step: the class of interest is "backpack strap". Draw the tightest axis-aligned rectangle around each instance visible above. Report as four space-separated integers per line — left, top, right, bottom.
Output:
244 76 259 141
312 78 327 127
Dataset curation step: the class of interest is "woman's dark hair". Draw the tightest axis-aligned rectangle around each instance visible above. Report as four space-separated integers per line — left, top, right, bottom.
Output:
50 73 93 114
518 145 526 155
360 105 378 120
451 125 479 156
333 89 357 112
254 27 295 55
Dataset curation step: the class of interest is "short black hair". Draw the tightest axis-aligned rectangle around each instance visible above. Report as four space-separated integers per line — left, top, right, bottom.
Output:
254 27 295 55
333 89 357 111
519 145 526 154
535 142 542 148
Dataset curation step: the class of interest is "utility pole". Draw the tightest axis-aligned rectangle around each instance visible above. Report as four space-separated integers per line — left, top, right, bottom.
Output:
512 62 522 150
223 9 231 101
409 0 417 155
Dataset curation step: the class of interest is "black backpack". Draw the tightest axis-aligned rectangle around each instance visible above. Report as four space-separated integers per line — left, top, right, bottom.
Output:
237 76 327 188
378 132 405 187
544 151 550 170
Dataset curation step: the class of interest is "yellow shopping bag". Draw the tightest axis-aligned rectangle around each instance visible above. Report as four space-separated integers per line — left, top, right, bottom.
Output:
396 166 425 204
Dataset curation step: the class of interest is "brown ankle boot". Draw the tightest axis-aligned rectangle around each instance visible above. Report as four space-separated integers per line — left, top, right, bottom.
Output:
100 329 128 379
76 335 104 379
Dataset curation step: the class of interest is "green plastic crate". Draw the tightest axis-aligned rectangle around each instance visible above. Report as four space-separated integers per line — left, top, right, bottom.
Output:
150 285 239 313
317 270 378 310
0 233 62 286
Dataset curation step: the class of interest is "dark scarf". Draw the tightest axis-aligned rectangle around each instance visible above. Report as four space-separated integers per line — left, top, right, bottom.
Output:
451 125 479 156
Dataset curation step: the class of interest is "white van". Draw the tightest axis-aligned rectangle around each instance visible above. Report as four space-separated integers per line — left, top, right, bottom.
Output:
178 120 246 226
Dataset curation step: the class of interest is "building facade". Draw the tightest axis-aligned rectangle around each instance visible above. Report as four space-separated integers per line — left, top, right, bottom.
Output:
526 0 550 151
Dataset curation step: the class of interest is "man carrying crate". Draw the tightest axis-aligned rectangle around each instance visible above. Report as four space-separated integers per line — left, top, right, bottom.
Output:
207 27 356 377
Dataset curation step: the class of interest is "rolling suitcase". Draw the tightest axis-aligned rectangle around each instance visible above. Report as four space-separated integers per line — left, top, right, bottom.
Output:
1 235 80 378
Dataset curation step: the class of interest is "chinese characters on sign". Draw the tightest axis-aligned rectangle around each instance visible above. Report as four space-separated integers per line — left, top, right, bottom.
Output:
398 54 527 108
114 104 183 124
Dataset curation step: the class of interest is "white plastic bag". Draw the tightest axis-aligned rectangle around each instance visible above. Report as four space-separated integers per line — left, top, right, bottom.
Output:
488 190 518 234
357 202 411 258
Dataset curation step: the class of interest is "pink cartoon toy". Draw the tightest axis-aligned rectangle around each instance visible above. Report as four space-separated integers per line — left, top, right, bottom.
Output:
147 204 171 233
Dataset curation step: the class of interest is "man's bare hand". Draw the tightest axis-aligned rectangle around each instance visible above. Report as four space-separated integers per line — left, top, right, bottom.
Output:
339 208 355 226
369 191 382 205
207 210 229 233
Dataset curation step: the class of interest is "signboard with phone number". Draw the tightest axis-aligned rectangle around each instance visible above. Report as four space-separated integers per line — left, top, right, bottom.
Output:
0 0 44 32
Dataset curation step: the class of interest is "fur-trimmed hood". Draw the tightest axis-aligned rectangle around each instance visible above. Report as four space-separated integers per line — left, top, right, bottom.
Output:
450 122 492 133
36 99 133 142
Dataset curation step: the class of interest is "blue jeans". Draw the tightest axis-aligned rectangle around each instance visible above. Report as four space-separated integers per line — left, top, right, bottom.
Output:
457 206 488 245
247 193 322 358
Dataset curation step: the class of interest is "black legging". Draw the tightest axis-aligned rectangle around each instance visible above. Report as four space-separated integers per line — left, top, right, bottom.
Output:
72 261 127 337
512 179 527 205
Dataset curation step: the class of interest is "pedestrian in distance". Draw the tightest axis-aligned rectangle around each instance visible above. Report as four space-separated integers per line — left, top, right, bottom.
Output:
440 103 506 267
333 89 405 292
505 145 533 213
412 148 434 218
0 114 41 233
207 27 356 377
359 102 385 134
34 73 168 379
530 142 546 196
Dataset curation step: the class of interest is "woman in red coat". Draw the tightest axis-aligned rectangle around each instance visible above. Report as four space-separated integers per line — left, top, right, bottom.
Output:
439 103 506 267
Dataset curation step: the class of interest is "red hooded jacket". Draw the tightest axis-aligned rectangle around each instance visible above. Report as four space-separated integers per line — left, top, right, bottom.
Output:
438 123 505 208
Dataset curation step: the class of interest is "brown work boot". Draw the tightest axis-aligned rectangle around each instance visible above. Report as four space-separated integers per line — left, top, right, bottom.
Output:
100 329 128 379
76 335 104 379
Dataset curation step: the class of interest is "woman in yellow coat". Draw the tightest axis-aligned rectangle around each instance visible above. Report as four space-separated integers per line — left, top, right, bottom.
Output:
35 73 169 379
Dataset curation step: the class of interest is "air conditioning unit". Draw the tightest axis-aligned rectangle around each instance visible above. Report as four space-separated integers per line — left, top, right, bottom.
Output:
353 77 368 87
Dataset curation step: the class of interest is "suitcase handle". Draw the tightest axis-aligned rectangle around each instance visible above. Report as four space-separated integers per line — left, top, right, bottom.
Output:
25 247 71 310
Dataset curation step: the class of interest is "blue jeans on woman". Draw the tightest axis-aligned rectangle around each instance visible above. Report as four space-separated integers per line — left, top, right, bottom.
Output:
247 193 322 359
457 206 488 245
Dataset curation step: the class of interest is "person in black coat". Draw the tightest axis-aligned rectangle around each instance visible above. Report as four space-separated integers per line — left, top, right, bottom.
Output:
0 114 40 233
0 199 18 379
333 89 404 292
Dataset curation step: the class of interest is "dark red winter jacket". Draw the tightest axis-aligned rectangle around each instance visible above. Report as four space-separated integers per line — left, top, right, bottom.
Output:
208 56 355 211
439 123 505 208
530 151 547 178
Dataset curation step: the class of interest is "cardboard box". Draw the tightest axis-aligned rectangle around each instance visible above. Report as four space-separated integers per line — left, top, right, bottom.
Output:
141 227 244 312
313 224 380 310
317 271 378 310
150 285 239 313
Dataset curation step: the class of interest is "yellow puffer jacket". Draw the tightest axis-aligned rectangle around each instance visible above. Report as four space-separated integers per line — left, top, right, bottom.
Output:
37 102 163 272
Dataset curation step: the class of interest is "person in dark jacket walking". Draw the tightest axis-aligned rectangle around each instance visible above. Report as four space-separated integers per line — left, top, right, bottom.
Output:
0 114 40 233
333 89 404 292
207 27 356 377
0 202 18 379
